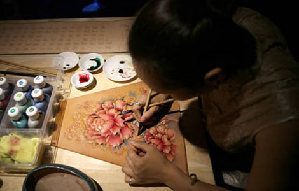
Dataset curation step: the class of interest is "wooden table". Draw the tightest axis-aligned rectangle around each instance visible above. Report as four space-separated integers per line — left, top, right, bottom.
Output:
0 18 215 191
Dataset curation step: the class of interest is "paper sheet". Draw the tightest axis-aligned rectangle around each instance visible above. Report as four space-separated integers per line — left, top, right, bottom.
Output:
0 18 134 54
54 82 188 175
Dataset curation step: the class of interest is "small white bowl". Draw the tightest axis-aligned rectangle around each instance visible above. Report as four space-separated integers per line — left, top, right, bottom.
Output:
103 55 136 81
53 52 79 71
71 71 94 89
79 53 104 72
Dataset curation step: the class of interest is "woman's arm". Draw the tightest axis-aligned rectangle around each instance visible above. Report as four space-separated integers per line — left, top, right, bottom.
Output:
162 162 228 191
122 121 299 191
246 120 299 191
122 141 229 191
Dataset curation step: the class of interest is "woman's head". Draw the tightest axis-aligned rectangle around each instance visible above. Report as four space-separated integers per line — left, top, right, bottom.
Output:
129 0 256 99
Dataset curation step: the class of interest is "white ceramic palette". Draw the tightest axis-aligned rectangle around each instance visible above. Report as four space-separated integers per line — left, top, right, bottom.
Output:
79 53 104 72
53 52 79 71
103 55 136 81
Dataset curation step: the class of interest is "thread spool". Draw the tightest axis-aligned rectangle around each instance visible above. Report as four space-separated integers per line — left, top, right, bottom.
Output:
14 92 27 106
34 76 46 89
0 77 8 89
17 79 29 91
8 107 22 121
0 88 4 100
26 106 41 128
31 88 44 102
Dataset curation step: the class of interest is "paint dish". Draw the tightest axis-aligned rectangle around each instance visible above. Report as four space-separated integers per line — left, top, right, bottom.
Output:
79 53 104 73
71 71 94 89
23 164 102 191
103 55 136 81
53 52 79 71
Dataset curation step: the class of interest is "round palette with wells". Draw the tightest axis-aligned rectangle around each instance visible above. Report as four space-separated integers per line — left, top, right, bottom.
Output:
53 52 79 71
103 55 136 81
79 53 104 73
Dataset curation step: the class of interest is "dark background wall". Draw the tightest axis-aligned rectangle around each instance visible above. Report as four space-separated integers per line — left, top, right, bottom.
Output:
0 0 148 19
0 0 297 60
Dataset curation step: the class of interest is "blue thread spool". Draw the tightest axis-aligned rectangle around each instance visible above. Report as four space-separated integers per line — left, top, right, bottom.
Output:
8 107 28 128
17 79 33 99
14 92 33 114
32 88 49 112
34 76 53 96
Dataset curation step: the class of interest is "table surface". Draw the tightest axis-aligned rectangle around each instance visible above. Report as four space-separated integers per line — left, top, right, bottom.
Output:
0 18 215 191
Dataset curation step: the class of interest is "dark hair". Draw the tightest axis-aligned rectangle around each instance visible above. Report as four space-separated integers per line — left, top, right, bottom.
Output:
129 0 256 90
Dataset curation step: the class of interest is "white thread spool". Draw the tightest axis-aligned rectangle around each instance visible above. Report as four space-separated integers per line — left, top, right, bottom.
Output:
31 88 44 102
14 92 27 106
0 77 9 89
26 106 40 120
0 88 4 100
17 79 29 91
34 76 46 89
8 107 22 121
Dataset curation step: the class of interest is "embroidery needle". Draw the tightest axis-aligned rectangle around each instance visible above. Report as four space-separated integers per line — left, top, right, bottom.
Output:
143 89 152 114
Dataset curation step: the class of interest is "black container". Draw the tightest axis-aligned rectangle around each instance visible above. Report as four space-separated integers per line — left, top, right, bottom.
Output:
23 163 102 191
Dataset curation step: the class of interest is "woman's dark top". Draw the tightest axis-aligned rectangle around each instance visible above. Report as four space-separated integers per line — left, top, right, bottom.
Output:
201 7 299 153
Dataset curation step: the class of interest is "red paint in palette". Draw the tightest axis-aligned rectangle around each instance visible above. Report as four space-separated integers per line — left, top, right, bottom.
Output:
79 73 90 83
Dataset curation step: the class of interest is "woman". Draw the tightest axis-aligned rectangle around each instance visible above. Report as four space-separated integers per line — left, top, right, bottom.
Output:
122 0 299 190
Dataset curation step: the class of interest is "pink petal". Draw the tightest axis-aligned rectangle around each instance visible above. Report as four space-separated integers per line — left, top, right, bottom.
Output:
102 100 114 110
101 130 112 137
150 138 162 146
101 120 114 133
124 115 134 121
110 124 121 134
162 135 171 146
95 136 107 144
156 144 164 152
108 135 123 147
120 125 133 140
144 131 151 142
87 130 101 136
95 110 106 116
98 114 113 121
164 153 174 161
115 115 125 127
149 126 158 134
107 108 118 116
166 129 175 138
115 100 126 111
84 117 94 127
155 133 162 139
163 145 171 153
157 125 165 134
98 103 103 110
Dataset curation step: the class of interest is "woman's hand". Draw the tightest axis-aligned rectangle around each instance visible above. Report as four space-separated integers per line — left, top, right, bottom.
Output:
122 141 172 185
123 142 230 191
133 93 171 123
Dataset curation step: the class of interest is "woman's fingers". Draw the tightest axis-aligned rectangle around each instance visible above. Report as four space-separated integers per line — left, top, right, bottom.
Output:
140 106 160 122
126 150 137 168
130 141 153 153
123 168 138 185
122 166 134 177
124 174 137 184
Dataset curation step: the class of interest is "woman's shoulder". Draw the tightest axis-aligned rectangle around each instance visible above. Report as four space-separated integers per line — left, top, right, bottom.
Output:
233 7 289 53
